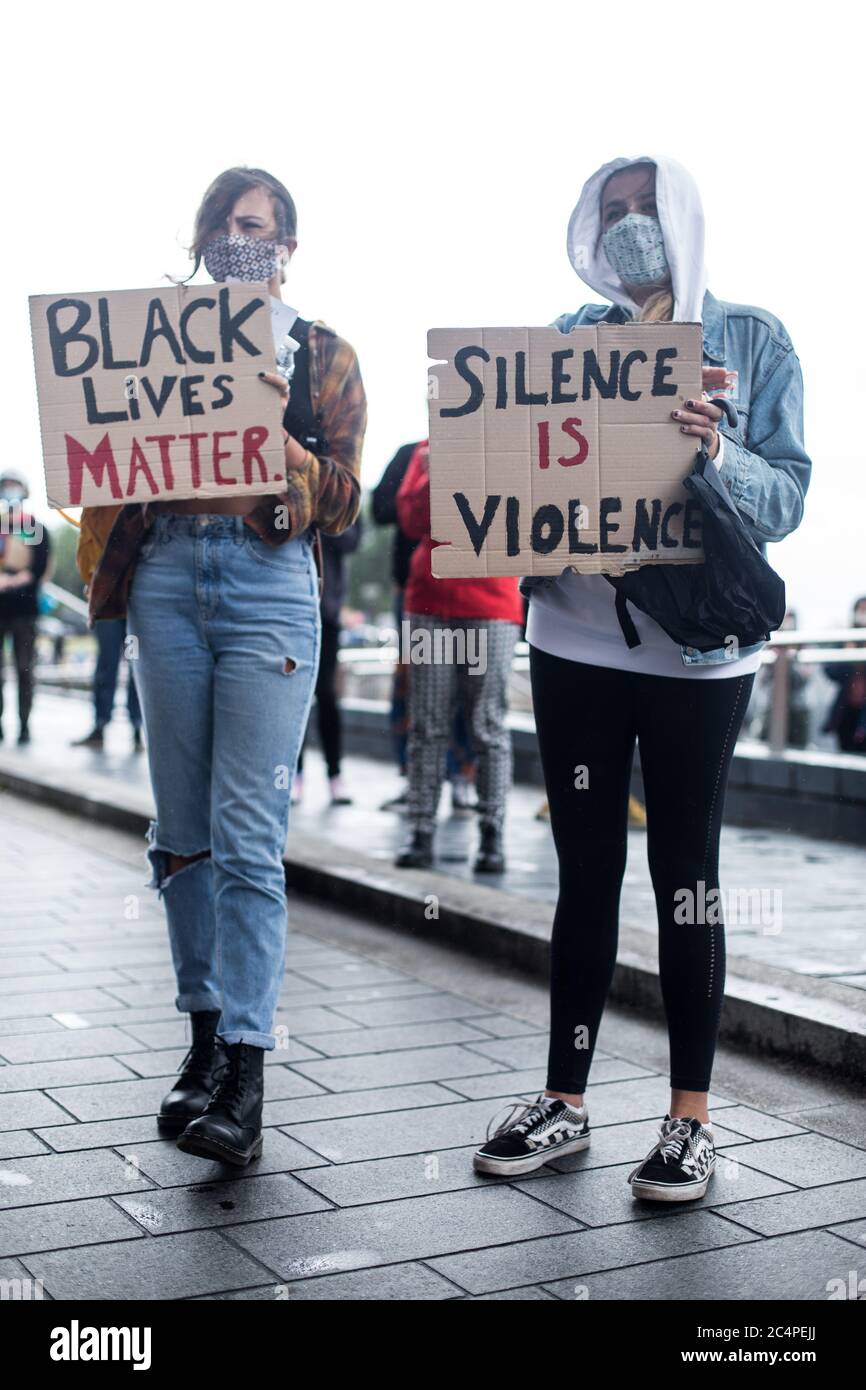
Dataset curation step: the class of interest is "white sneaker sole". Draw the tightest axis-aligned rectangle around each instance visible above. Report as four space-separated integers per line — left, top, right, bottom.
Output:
473 1132 591 1176
630 1169 714 1202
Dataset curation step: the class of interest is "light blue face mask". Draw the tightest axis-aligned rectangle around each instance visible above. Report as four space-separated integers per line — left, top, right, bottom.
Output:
602 212 670 287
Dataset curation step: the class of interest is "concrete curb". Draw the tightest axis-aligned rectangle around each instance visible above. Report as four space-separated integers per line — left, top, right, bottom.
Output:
2 760 865 1083
34 682 866 844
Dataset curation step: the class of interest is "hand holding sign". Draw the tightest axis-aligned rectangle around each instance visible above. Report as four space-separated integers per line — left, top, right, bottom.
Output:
29 284 287 508
669 366 732 459
427 323 705 578
257 371 311 472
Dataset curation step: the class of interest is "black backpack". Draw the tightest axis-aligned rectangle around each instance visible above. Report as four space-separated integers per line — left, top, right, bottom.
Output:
282 317 328 456
606 397 787 654
281 316 330 597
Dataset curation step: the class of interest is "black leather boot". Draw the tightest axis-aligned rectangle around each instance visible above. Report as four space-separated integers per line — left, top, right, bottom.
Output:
176 1042 265 1166
395 827 434 869
157 1010 225 1135
474 822 506 874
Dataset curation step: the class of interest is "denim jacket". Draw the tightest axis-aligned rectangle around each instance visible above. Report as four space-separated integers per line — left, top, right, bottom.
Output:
520 290 812 666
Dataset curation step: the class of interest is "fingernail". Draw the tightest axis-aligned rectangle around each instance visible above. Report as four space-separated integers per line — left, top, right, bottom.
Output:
686 399 695 407
258 371 266 378
672 410 681 418
680 425 688 432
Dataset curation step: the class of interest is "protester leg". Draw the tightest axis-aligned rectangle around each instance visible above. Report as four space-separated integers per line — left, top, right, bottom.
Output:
12 617 36 734
529 647 636 1096
635 672 755 1096
456 619 519 833
126 528 220 1017
404 613 455 837
123 621 143 730
316 617 342 779
92 618 125 730
208 531 320 1048
391 589 410 777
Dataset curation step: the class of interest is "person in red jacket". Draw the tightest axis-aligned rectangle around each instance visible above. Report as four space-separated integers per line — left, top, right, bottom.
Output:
394 440 523 872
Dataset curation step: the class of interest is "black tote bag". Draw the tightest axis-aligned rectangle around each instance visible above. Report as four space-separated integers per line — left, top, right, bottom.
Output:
606 402 786 654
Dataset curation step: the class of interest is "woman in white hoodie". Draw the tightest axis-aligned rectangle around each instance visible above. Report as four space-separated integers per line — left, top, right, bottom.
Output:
473 155 811 1201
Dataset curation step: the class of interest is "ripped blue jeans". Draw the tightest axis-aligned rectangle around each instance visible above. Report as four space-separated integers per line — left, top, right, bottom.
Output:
126 513 320 1049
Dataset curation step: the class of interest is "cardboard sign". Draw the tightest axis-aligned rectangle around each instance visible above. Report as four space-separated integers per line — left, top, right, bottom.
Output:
427 323 704 577
29 284 286 508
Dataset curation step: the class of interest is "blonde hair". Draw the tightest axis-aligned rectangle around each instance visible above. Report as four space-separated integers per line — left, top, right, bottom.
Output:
636 288 674 322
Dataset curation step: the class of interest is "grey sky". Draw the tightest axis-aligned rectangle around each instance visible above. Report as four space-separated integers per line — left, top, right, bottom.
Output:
7 0 861 625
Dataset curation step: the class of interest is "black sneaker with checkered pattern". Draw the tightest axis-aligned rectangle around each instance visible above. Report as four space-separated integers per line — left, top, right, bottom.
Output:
473 1094 590 1176
628 1115 716 1202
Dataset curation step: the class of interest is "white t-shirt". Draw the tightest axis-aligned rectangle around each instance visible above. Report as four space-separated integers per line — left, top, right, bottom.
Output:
526 430 763 680
525 571 763 679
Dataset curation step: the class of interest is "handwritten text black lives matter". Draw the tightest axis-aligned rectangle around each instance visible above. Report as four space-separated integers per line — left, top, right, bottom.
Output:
29 285 285 507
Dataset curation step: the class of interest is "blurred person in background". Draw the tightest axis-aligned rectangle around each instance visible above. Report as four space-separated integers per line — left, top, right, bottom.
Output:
0 469 51 746
372 442 419 807
750 609 812 749
822 595 866 753
394 440 522 873
71 619 144 753
293 518 362 805
372 442 421 604
373 440 479 813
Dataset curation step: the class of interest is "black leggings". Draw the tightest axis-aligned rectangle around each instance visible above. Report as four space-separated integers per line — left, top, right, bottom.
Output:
298 618 341 778
530 646 754 1094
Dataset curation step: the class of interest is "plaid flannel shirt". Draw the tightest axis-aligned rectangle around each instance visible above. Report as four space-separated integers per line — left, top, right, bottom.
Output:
76 321 366 622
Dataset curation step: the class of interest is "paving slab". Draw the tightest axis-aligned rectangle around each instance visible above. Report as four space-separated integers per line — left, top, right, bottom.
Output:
114 1131 328 1187
22 1230 272 1301
720 1134 866 1186
0 1025 146 1065
196 1263 458 1300
515 1160 794 1227
282 1097 527 1164
540 1229 862 1301
0 1196 144 1257
5 698 865 1073
1 788 864 1305
0 1090 77 1132
719 1178 866 1236
0 1148 154 1208
228 1186 581 1280
426 1211 756 1295
437 1057 652 1100
290 1045 510 1092
114 1171 331 1234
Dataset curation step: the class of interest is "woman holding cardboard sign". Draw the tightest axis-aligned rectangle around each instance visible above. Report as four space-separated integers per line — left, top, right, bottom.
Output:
473 156 811 1201
76 167 366 1166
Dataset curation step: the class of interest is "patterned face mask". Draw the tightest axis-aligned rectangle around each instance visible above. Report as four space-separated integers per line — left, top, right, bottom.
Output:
602 213 669 287
202 232 286 283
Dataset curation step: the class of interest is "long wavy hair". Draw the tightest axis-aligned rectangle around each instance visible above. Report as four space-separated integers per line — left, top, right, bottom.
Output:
181 166 298 282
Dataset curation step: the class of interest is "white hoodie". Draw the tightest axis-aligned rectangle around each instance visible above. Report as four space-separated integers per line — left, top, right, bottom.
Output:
525 155 762 680
565 153 708 323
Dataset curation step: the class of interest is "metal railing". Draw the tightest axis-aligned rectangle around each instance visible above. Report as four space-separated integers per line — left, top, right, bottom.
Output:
336 631 866 753
763 627 866 754
42 580 89 621
40 596 865 757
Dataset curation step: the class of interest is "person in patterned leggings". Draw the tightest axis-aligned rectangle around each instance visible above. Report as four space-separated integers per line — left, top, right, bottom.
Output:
393 441 522 873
